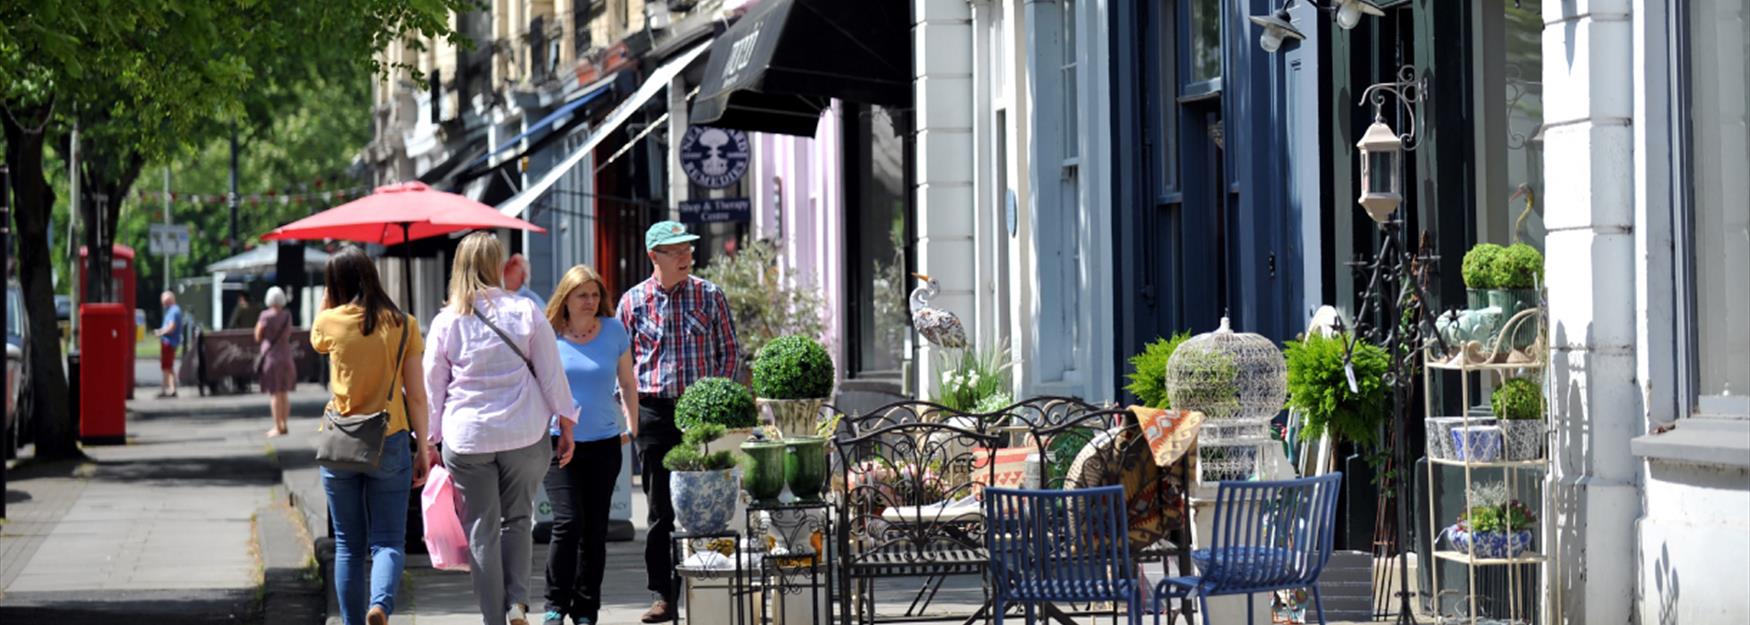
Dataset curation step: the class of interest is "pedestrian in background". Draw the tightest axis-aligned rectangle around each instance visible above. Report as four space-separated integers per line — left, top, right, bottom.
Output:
426 232 577 625
311 247 433 625
256 286 297 437
153 290 183 397
504 253 543 306
539 264 636 625
616 221 740 623
229 291 258 330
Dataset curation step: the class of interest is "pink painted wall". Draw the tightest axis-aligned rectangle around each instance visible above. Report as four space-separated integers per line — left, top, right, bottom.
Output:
748 102 847 380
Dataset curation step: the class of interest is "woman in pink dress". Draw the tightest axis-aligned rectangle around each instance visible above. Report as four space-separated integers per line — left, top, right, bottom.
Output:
256 286 299 436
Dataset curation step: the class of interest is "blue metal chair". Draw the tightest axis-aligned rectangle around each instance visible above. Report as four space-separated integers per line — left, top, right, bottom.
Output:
985 485 1140 625
1153 473 1342 625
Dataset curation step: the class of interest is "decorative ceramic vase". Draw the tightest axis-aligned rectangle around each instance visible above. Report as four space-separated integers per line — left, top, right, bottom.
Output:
1487 288 1539 316
1450 425 1505 462
1424 417 1496 460
1447 526 1535 559
740 440 787 505
1466 289 1491 311
1498 420 1546 461
783 436 829 502
671 468 739 534
758 398 826 439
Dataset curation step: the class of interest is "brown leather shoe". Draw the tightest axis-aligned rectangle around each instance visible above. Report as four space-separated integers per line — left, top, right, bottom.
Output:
639 599 675 623
367 605 388 625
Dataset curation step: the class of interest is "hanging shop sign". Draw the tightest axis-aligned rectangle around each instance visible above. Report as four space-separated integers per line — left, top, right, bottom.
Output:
678 197 752 224
678 126 751 188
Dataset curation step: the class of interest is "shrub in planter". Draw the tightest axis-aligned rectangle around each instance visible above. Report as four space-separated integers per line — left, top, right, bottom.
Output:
1491 377 1545 460
1492 243 1544 290
1285 332 1391 449
1125 331 1193 409
676 377 758 432
665 424 747 534
752 335 835 436
752 335 835 399
1463 241 1505 308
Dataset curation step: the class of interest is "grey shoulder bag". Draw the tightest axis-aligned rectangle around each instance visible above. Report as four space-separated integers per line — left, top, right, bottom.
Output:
315 315 409 472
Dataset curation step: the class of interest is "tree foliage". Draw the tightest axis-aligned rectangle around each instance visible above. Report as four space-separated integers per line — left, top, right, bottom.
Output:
2 0 469 461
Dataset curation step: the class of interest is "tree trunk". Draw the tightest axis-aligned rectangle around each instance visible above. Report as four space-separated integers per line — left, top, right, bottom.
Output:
79 148 144 304
2 103 82 462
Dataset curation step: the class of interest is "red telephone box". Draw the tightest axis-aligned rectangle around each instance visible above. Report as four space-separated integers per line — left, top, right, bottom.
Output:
78 303 129 443
78 245 136 395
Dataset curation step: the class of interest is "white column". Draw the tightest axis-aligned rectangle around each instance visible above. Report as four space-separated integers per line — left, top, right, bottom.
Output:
914 0 977 399
668 75 688 221
1541 1 1641 622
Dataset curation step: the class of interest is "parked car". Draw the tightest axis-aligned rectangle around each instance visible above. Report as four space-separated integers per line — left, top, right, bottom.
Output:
5 283 32 458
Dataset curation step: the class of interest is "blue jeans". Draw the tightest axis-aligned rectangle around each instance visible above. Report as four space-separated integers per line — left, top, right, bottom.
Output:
323 430 413 625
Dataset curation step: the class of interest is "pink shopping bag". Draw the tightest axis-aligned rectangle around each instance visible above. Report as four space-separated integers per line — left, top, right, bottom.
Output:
421 465 470 571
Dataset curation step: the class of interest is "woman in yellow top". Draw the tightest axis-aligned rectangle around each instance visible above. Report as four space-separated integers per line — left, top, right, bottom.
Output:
311 246 432 625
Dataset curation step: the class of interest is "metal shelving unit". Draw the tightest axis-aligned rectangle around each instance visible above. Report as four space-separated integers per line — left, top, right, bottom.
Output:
1421 311 1549 625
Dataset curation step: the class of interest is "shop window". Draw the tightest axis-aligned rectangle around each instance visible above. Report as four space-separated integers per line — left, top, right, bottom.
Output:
1187 0 1221 84
1682 0 1750 417
847 105 912 377
1475 0 1546 252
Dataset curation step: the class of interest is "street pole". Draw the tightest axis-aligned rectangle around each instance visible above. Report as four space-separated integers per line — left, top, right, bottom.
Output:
163 167 172 287
229 129 240 254
68 123 79 340
2 164 11 519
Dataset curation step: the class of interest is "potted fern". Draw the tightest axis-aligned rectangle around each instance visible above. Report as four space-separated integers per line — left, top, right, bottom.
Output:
1491 377 1545 461
665 424 746 534
752 335 835 438
1285 332 1391 451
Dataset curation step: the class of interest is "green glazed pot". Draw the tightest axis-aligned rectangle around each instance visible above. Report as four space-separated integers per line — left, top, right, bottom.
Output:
740 440 787 505
784 436 829 502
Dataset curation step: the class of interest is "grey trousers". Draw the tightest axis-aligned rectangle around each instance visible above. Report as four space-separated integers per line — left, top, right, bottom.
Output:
443 437 552 625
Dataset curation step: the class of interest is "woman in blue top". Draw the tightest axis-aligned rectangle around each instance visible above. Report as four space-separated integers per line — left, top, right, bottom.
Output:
539 265 637 625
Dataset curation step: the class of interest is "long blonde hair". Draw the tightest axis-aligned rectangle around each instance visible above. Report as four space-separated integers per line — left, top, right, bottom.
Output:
447 231 505 315
545 264 616 331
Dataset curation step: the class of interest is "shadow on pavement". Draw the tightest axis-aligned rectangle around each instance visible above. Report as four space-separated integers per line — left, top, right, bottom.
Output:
91 455 279 488
0 588 260 625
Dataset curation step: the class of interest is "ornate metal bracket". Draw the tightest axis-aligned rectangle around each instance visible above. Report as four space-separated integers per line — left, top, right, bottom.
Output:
1358 65 1429 151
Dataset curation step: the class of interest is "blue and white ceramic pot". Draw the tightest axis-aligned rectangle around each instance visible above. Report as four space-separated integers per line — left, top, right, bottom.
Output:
1447 526 1535 559
671 468 740 534
1450 425 1505 463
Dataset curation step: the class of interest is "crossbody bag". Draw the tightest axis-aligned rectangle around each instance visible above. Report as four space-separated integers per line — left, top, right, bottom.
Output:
314 314 409 472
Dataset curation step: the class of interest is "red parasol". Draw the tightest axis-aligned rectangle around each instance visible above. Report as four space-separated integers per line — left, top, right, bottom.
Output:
260 181 545 306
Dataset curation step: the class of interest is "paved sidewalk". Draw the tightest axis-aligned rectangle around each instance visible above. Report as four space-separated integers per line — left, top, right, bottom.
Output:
0 388 329 624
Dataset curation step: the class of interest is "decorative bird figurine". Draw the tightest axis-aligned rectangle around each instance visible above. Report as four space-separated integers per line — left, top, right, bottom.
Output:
909 273 968 350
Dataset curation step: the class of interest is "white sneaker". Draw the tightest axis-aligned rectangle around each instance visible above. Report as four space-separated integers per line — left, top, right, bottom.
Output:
507 603 530 625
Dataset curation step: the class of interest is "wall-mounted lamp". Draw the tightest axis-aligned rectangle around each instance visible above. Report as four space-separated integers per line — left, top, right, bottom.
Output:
1355 65 1426 223
1332 0 1385 29
1252 0 1391 53
1248 2 1305 53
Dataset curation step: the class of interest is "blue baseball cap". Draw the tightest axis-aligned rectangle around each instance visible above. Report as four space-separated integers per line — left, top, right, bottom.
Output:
645 221 700 250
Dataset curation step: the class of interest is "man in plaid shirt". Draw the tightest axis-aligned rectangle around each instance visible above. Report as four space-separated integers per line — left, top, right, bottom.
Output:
616 220 740 622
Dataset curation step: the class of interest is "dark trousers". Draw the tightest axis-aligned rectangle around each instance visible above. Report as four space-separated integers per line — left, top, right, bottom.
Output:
542 435 622 621
637 398 682 601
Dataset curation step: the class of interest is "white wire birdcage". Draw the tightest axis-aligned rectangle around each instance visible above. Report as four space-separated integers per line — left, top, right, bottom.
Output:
1165 316 1288 484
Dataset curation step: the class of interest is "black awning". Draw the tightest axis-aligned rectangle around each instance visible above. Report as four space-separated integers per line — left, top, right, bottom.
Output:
690 0 910 136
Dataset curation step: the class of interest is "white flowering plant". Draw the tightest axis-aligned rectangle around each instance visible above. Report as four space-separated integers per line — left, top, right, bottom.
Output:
931 339 1013 413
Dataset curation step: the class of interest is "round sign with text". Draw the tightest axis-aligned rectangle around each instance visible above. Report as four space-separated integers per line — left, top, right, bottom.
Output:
679 126 751 189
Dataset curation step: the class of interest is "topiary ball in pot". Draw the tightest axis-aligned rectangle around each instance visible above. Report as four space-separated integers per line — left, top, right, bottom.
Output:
752 335 835 399
677 377 758 432
1462 243 1505 308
